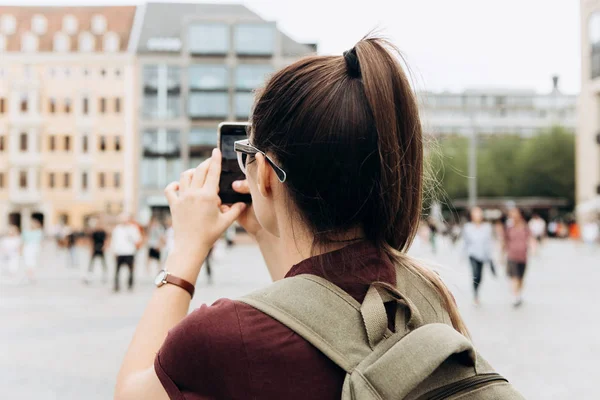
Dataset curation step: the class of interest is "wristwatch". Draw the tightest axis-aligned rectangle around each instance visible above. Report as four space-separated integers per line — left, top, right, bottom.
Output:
154 270 195 298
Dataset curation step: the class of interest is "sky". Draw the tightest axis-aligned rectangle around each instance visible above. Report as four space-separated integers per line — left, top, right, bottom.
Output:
9 0 581 94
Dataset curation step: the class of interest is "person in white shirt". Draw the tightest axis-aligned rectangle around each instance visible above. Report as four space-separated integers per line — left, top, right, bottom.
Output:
528 214 546 255
1 225 22 280
582 220 599 251
111 213 142 292
462 207 494 306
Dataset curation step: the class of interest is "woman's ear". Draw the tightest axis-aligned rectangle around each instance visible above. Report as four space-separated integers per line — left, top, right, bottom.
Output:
255 153 272 198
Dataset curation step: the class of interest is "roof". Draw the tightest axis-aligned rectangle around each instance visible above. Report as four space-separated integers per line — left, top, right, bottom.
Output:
0 6 136 52
134 2 314 56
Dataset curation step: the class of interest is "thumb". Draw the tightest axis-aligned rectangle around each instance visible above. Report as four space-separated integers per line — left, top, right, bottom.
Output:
221 202 247 226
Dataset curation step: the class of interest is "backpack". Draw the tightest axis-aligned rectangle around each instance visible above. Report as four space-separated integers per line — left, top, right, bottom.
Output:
239 264 525 400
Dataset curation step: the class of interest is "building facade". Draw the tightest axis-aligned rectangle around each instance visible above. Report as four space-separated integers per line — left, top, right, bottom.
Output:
420 79 576 138
0 7 137 231
578 0 600 220
130 3 315 221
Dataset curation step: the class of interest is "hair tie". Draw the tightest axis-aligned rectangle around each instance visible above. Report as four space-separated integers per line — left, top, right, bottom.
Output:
343 48 361 78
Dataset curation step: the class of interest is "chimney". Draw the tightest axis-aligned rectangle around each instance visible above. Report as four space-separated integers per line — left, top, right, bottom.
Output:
552 75 559 92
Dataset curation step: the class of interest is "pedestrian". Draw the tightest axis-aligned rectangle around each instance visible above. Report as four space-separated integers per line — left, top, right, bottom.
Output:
21 217 43 283
504 208 531 308
116 37 521 399
427 217 438 254
581 219 599 251
528 213 546 255
85 217 108 284
0 224 22 280
111 213 142 292
145 216 165 275
462 207 494 306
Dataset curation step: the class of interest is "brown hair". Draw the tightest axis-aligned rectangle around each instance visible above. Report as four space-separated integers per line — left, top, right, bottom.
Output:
251 36 469 336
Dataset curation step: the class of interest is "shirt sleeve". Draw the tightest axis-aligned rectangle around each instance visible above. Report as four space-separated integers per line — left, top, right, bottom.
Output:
154 298 249 399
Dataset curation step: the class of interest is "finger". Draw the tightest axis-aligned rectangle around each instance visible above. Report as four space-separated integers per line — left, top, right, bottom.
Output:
220 205 231 213
179 169 194 191
164 182 179 205
205 148 222 190
191 158 211 188
221 202 247 226
232 179 250 194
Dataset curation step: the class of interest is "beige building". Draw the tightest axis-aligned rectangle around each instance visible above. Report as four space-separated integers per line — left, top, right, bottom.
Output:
0 6 137 231
578 0 600 220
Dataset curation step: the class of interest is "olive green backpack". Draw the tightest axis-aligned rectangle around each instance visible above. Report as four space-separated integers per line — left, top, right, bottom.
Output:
239 265 525 400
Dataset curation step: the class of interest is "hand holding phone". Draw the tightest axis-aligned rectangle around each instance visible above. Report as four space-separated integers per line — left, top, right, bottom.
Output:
218 122 252 204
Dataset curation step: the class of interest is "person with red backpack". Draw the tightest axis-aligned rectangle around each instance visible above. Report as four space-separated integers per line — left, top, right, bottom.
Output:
115 37 523 400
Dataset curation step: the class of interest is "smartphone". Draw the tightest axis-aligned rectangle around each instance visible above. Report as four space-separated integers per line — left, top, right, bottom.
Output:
217 122 252 204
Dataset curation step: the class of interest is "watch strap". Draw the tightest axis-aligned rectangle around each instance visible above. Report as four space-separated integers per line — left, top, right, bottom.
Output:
165 274 195 298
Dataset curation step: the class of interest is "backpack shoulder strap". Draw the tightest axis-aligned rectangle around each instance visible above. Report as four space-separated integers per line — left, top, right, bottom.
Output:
239 274 373 372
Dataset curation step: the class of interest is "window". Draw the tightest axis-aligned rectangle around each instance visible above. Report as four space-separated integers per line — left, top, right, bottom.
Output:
189 128 216 146
189 65 229 90
64 173 70 189
103 32 120 52
0 98 5 113
21 32 39 52
115 98 121 113
1 15 16 35
53 32 70 52
99 136 106 151
49 135 56 151
20 133 28 151
98 172 105 188
79 32 95 53
166 66 181 118
20 94 28 112
91 15 107 34
115 68 121 78
48 173 55 188
63 15 78 35
81 172 88 191
235 92 255 119
32 15 47 35
82 97 89 115
0 172 4 188
188 23 229 55
19 171 27 189
234 23 275 56
115 136 121 151
83 68 90 77
64 136 71 151
236 65 274 90
49 98 56 114
82 134 89 153
591 13 600 79
65 99 71 113
114 172 121 188
189 92 229 119
100 69 106 78
142 130 181 156
0 136 4 151
143 65 159 118
99 98 106 113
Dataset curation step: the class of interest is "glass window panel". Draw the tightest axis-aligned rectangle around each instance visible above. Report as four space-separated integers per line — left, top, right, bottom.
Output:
188 92 229 119
142 130 158 155
143 65 158 92
235 64 273 90
188 23 229 55
235 92 254 119
189 65 229 90
143 96 159 118
141 158 159 188
165 130 181 154
189 128 217 146
189 156 209 169
166 159 183 184
234 23 275 55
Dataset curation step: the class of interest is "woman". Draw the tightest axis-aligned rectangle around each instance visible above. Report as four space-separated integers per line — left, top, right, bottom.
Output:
115 37 470 399
504 208 531 307
462 207 493 305
22 217 43 283
145 216 165 275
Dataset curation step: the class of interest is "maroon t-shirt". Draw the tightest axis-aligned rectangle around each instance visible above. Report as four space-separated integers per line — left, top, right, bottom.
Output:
154 241 396 400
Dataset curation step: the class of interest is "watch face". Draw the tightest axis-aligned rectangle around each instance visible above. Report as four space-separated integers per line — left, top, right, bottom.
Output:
154 270 167 286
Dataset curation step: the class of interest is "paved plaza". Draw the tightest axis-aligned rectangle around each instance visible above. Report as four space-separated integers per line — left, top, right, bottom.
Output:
1 237 598 399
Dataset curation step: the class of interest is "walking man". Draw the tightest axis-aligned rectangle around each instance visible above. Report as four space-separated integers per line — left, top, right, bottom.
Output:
85 217 108 284
111 213 141 292
504 208 531 308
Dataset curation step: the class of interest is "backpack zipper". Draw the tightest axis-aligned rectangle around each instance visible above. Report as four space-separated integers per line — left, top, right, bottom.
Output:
420 373 508 400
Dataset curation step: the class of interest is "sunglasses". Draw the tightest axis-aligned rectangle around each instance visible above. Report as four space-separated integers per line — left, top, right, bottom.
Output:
233 139 287 183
